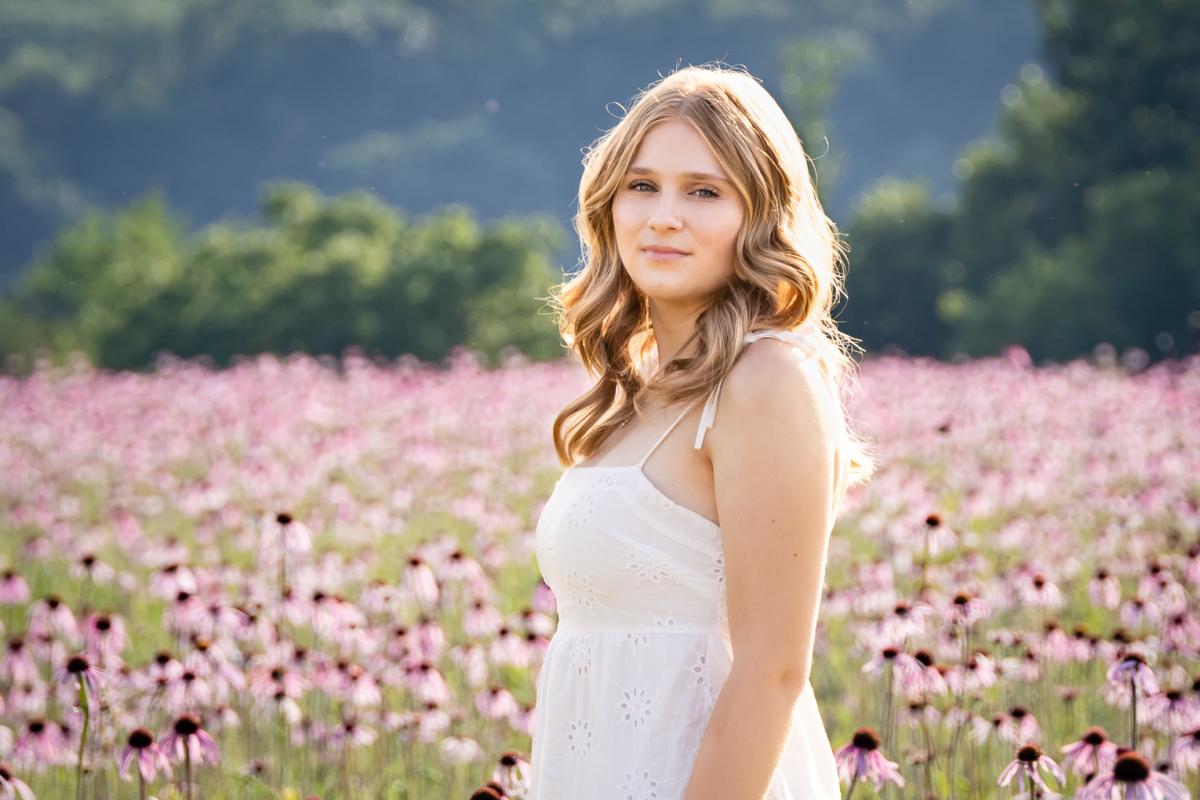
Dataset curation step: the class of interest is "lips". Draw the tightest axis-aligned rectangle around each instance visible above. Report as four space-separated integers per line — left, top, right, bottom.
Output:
642 246 690 255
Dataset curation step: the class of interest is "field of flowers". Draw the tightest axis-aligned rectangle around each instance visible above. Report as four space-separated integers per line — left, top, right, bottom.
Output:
0 344 1198 800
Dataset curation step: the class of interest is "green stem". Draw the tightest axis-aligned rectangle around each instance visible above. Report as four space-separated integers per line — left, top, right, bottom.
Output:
75 676 90 800
185 739 193 800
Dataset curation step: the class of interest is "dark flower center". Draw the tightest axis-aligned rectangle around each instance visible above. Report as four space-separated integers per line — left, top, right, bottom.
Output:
1112 751 1151 783
29 720 45 734
128 728 153 749
1018 743 1042 762
1010 706 1028 719
67 655 89 674
173 715 200 736
851 727 881 750
96 616 111 631
276 512 293 525
1082 726 1108 746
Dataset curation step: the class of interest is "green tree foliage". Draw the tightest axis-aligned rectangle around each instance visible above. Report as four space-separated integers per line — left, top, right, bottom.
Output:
845 0 1200 362
0 182 568 372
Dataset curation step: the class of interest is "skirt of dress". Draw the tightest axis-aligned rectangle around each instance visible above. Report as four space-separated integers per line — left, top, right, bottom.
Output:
527 627 842 800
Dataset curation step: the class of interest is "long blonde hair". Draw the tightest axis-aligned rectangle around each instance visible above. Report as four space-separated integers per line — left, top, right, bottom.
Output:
548 63 876 497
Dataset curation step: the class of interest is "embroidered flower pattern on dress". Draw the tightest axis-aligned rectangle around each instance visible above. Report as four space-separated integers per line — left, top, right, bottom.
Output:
563 569 602 610
692 651 718 717
652 615 677 630
569 638 593 677
625 544 672 584
620 768 661 799
566 718 593 756
618 686 653 728
564 489 600 530
710 551 725 583
624 631 651 647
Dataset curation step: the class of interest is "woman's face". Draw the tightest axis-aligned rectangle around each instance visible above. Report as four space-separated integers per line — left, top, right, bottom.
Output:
611 118 745 309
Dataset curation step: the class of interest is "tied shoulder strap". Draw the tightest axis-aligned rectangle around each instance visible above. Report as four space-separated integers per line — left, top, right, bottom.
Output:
692 322 824 450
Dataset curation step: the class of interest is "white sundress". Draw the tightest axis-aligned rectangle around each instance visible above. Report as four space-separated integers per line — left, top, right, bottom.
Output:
529 324 846 800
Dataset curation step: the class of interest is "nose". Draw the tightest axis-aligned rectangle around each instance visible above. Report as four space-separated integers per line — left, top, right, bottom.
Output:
648 190 683 231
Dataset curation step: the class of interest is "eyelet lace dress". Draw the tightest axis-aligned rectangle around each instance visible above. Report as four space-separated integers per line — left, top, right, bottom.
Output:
528 324 846 800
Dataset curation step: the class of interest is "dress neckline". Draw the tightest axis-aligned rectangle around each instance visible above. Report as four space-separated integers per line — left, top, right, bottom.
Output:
560 463 721 533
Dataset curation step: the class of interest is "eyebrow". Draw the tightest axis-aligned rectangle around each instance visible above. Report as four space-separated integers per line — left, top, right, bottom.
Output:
627 165 731 184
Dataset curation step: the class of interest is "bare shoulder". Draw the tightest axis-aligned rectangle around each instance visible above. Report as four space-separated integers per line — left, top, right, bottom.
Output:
718 338 841 443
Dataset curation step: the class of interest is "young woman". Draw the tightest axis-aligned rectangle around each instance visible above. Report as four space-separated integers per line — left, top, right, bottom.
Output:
530 63 876 800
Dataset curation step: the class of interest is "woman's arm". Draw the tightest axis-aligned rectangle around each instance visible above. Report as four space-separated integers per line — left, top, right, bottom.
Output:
682 339 841 800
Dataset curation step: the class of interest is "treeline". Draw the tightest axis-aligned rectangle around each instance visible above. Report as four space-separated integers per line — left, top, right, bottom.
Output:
0 183 568 372
842 0 1200 363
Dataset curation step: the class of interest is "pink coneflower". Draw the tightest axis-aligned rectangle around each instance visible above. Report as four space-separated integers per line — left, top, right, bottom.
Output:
1143 687 1198 736
997 705 1042 745
1075 750 1189 799
160 714 219 766
262 512 313 555
440 734 483 764
476 685 519 720
331 717 376 748
492 751 531 798
84 613 128 667
119 727 171 783
0 571 30 605
1060 725 1120 778
163 667 214 714
27 595 79 642
403 555 440 609
861 644 920 679
1168 727 1200 772
160 715 217 800
1106 651 1160 705
1088 567 1122 609
878 600 934 641
997 742 1065 796
14 718 67 765
947 589 990 627
1018 572 1064 609
896 649 949 698
149 564 197 601
0 763 35 800
834 726 905 795
1 639 38 685
54 654 103 697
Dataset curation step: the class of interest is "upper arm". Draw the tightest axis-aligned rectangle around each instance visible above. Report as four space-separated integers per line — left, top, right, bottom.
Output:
706 339 842 691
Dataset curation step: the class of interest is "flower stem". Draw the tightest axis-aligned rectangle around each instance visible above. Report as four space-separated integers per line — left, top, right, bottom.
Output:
185 739 193 800
75 675 90 800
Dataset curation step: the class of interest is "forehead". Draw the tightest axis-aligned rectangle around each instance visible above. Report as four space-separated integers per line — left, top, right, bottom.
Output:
627 119 729 180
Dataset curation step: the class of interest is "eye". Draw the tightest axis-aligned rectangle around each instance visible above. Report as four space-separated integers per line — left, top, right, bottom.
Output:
626 180 720 199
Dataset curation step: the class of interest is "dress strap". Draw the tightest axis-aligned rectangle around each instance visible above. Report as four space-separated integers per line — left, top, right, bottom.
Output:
692 322 824 450
635 395 706 468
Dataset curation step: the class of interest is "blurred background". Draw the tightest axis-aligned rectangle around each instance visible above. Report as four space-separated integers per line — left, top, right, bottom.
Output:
0 0 1196 372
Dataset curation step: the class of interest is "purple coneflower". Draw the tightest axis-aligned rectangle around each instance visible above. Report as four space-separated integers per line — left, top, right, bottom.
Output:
0 570 30 605
1168 727 1200 772
1060 725 1119 778
54 654 103 697
15 718 67 764
997 742 1065 796
160 715 218 800
1076 749 1189 799
491 751 530 798
0 763 35 800
833 726 906 795
1107 651 1160 698
119 727 171 789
